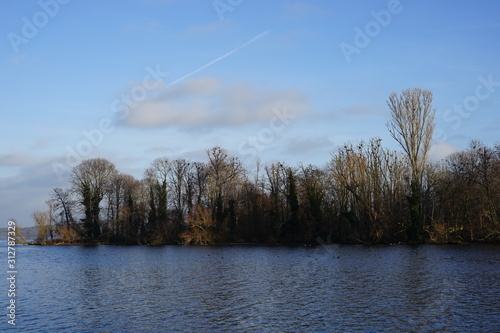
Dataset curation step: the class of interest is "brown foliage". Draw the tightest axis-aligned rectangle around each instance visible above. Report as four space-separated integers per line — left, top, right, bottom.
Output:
180 205 217 245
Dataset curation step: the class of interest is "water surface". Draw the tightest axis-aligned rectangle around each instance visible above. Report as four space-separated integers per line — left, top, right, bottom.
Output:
1 242 499 332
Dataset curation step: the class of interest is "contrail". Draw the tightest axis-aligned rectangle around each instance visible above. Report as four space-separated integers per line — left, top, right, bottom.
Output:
166 30 270 87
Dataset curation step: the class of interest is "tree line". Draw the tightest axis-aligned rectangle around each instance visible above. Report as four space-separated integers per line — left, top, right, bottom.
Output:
32 88 500 244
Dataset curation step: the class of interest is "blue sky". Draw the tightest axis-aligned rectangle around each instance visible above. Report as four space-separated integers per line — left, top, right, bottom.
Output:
1 0 499 227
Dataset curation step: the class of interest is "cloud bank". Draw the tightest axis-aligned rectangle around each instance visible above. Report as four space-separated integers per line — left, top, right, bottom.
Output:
118 77 311 129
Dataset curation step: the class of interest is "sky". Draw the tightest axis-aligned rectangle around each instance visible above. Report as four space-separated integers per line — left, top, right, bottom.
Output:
1 0 499 227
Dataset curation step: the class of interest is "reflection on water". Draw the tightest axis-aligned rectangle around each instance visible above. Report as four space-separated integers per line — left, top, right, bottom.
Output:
1 242 499 332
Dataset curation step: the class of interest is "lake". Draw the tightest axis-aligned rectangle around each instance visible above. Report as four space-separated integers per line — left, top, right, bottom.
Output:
1 242 499 332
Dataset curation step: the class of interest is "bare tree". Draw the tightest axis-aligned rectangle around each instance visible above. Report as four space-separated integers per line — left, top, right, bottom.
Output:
179 205 216 245
31 200 56 243
71 158 117 238
169 159 189 233
207 147 243 219
190 161 208 208
265 162 287 234
105 173 141 240
151 157 170 226
442 141 500 241
386 88 435 241
32 210 50 243
51 187 75 230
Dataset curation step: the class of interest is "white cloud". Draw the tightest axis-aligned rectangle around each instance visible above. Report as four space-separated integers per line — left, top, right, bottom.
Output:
0 153 40 167
428 142 460 161
0 156 72 227
30 137 52 150
285 135 334 154
120 77 312 129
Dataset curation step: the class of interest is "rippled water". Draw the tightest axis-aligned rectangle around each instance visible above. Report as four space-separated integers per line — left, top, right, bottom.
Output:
1 242 499 332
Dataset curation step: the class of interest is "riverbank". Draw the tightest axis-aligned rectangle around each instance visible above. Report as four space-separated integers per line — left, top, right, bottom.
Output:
27 236 499 246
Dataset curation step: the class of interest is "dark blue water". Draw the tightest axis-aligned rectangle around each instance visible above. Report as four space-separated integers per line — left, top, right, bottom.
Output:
1 242 499 332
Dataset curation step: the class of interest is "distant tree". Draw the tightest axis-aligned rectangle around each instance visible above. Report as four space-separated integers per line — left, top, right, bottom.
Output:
105 173 126 236
265 162 288 237
386 88 435 242
104 173 142 242
120 174 143 243
298 164 325 242
45 199 56 240
285 167 299 241
236 179 270 242
143 167 158 238
263 163 302 241
145 157 171 243
190 161 208 209
329 141 378 242
51 187 75 230
441 141 500 241
206 146 244 239
71 158 117 238
179 205 216 245
151 157 170 231
32 209 50 243
31 133 498 245
169 159 190 236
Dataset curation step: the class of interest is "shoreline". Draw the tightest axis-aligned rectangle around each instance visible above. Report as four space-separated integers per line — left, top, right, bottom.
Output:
26 238 499 246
